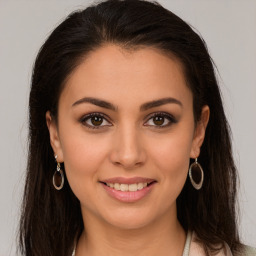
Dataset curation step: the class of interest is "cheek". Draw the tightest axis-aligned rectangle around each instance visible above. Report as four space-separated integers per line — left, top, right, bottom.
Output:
59 130 110 195
148 129 193 185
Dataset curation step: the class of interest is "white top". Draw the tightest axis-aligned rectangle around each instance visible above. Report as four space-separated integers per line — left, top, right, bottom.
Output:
72 230 256 255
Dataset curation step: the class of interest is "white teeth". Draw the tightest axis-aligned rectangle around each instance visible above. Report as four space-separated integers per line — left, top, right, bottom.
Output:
128 184 138 192
137 183 144 190
106 182 149 191
114 183 120 190
120 184 128 191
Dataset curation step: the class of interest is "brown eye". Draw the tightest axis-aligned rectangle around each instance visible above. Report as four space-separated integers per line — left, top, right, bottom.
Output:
91 116 103 126
144 112 177 128
153 116 165 126
80 113 112 129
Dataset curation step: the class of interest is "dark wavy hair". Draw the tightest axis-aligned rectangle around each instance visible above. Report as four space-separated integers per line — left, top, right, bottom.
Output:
19 0 243 255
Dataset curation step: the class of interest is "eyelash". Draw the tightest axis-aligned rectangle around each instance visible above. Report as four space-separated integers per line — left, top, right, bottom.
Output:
80 113 111 130
144 112 177 129
80 112 177 130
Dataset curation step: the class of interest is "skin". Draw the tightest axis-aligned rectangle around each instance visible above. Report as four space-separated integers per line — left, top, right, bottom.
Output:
46 44 209 256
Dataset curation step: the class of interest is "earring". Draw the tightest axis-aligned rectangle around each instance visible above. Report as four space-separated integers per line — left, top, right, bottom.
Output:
189 158 204 190
53 155 64 190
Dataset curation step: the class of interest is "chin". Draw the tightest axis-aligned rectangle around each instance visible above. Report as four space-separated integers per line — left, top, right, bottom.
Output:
102 207 157 230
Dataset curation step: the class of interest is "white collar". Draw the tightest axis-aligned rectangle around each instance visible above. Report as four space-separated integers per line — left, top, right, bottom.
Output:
72 230 193 256
72 230 232 256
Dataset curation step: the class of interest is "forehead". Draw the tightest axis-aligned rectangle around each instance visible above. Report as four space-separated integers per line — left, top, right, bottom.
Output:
60 44 192 108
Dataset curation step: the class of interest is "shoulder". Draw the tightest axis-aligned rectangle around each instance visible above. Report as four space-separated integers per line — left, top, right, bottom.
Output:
243 245 256 256
188 231 232 256
188 231 256 256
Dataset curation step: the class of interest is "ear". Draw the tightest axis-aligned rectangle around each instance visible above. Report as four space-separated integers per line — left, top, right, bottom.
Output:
46 111 64 162
190 105 210 159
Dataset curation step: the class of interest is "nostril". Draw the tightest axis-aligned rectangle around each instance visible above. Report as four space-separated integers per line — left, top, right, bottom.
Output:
113 161 122 167
112 159 143 169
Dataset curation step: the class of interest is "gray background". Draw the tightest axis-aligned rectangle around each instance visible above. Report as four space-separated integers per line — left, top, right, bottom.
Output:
0 0 255 255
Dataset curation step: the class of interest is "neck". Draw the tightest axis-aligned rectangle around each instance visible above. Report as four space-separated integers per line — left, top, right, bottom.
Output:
76 207 186 256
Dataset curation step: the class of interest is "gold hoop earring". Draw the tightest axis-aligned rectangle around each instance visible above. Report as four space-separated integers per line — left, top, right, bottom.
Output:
53 155 64 190
189 158 204 190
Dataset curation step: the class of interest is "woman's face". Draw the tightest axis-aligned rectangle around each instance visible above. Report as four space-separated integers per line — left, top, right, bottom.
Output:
47 44 209 229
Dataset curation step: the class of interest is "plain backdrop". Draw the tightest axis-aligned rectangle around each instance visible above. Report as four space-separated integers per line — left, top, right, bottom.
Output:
0 0 255 255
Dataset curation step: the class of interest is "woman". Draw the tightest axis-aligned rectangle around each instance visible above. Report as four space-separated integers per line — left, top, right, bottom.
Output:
19 0 255 255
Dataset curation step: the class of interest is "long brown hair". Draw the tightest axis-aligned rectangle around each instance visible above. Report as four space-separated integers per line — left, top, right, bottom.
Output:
19 0 243 255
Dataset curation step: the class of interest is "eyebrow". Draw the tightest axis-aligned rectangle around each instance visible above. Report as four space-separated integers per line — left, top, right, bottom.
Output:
72 97 117 111
72 97 182 111
140 97 182 111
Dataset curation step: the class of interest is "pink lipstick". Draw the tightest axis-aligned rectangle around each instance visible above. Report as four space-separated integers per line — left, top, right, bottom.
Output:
100 177 156 203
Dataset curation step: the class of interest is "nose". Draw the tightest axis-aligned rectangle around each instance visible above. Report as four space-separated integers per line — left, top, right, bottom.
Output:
109 125 146 170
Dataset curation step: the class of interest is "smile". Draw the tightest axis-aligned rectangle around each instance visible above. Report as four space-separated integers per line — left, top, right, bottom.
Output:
105 182 148 192
100 177 157 202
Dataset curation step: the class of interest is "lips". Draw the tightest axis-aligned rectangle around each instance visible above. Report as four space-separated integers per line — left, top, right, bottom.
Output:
99 177 157 203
